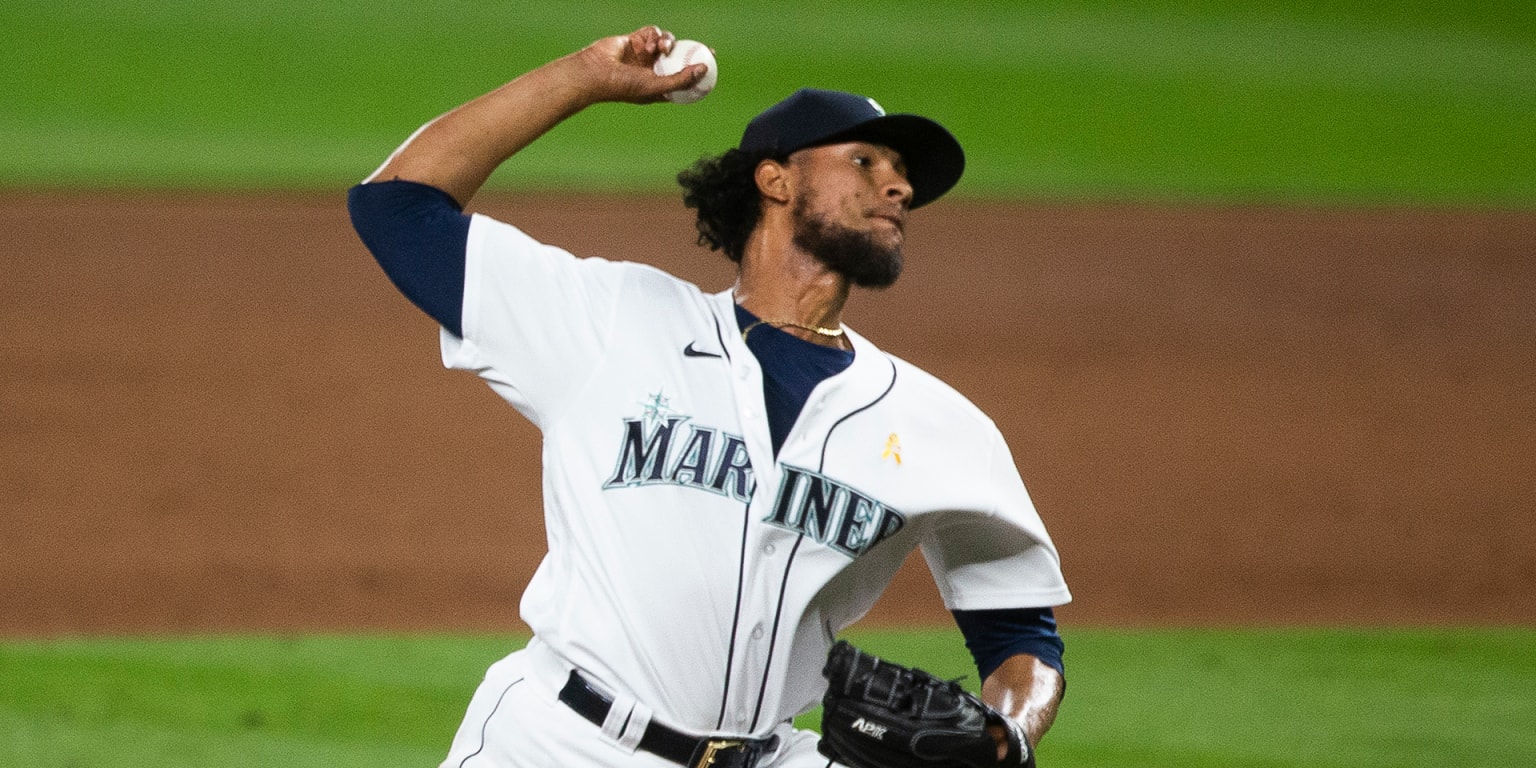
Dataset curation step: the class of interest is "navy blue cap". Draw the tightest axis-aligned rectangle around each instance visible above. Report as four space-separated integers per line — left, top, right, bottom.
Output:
739 88 965 208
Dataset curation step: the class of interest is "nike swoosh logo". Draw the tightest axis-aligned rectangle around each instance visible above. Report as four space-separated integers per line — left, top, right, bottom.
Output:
683 341 723 358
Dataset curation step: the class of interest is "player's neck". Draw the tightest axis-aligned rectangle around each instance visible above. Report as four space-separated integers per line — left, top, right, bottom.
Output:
735 230 850 347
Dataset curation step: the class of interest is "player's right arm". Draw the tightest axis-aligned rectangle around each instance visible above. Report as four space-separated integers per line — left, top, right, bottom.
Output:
363 26 707 206
347 26 707 379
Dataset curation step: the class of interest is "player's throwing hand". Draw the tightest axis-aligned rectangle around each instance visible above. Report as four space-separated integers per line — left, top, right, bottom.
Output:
570 26 709 105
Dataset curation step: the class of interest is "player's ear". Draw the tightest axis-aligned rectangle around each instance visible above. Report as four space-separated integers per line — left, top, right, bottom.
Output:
754 158 792 205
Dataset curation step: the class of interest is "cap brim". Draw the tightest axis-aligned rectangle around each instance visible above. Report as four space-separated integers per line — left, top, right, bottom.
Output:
812 114 965 208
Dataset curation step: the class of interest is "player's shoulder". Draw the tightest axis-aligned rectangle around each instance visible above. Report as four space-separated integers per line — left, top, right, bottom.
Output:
470 212 706 296
620 260 708 296
882 351 1002 436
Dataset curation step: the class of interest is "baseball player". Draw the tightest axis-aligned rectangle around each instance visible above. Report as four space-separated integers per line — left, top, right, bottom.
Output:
348 26 1070 768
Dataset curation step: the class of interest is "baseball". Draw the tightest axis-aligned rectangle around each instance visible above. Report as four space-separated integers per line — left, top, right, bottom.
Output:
653 39 717 104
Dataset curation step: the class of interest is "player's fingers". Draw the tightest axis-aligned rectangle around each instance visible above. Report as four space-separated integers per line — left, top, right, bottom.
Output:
614 28 647 67
655 63 707 93
595 26 701 104
630 63 705 105
628 25 673 60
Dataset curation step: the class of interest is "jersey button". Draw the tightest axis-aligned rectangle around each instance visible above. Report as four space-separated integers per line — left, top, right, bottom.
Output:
762 543 775 555
750 625 765 640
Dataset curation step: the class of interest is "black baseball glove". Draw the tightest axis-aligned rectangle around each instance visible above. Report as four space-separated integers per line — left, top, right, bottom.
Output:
818 640 1034 768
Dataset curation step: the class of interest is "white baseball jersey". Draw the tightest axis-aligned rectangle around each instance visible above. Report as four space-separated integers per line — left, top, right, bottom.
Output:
440 212 1071 741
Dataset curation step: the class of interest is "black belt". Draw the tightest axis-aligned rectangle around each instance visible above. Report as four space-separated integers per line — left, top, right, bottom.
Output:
557 670 779 768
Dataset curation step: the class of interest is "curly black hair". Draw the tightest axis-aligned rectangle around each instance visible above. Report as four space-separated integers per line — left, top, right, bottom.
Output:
677 148 780 263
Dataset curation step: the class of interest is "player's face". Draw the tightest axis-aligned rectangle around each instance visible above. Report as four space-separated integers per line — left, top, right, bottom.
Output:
789 142 914 288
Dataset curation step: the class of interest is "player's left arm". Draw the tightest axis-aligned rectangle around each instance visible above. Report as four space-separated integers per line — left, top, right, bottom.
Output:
920 423 1071 761
952 606 1066 756
982 652 1064 754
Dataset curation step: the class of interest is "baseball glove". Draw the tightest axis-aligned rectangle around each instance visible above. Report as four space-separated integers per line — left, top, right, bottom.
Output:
818 640 1034 768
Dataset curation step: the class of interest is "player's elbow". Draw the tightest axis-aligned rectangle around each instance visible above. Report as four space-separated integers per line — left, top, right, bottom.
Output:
347 180 471 335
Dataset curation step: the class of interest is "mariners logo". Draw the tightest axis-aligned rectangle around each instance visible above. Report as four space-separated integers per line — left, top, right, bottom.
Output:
604 392 904 557
765 465 905 557
603 392 755 503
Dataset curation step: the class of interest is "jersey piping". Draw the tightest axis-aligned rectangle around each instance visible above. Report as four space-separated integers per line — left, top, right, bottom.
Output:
749 355 898 732
710 312 734 363
750 534 807 731
715 496 753 731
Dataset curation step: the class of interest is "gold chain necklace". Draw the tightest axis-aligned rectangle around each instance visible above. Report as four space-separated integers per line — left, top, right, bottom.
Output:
741 319 846 343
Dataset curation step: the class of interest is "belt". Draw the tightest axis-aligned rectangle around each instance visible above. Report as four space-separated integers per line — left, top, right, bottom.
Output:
557 670 779 768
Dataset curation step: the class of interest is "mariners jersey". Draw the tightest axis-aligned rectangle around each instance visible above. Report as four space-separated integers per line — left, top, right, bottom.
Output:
439 213 1072 738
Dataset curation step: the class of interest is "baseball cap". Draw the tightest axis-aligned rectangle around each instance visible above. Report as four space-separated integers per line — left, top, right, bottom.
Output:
739 88 965 208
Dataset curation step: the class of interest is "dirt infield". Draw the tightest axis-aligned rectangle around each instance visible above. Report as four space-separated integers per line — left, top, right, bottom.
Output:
2 192 1532 634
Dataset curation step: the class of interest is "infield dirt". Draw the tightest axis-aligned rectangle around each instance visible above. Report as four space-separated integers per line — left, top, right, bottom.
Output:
2 193 1532 634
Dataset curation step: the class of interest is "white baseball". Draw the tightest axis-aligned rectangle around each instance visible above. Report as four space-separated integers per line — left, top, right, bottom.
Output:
653 39 717 104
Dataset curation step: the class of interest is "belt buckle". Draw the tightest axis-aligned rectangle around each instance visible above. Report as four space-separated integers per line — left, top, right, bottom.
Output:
694 738 746 768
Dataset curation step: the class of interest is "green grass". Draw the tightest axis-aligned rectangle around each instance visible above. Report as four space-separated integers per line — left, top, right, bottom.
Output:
3 628 1533 767
2 0 1533 204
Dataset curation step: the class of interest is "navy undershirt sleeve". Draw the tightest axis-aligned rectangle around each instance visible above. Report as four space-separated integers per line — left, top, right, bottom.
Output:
347 179 471 337
951 607 1065 681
